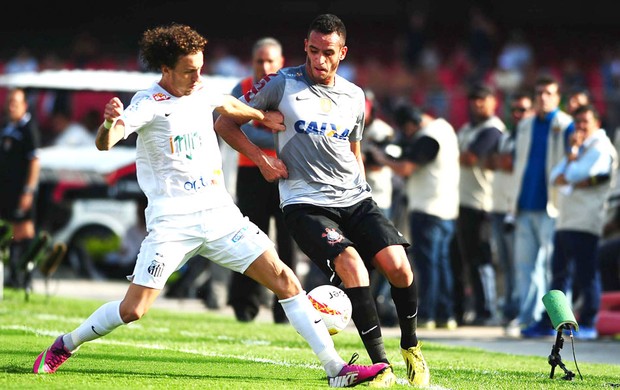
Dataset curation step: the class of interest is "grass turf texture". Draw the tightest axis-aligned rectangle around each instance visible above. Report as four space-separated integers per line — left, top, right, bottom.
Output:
1 288 619 389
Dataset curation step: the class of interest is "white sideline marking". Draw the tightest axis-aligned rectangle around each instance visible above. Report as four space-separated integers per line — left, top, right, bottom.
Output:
3 325 322 371
6 325 443 385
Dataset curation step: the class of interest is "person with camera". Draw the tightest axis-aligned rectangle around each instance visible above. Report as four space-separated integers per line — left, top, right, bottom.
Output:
369 103 460 330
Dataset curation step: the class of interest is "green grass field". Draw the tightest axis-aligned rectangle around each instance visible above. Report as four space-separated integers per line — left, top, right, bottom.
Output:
1 288 619 389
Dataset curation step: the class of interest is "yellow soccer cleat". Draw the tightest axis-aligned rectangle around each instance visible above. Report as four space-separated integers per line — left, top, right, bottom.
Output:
369 364 396 388
400 343 430 387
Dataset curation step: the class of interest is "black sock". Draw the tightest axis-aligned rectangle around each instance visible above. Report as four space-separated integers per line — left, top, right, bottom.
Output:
8 241 22 288
391 281 419 349
344 286 388 364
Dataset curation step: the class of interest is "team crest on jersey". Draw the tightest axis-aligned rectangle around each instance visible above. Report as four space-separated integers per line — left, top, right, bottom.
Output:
152 92 170 101
320 97 332 113
322 228 343 246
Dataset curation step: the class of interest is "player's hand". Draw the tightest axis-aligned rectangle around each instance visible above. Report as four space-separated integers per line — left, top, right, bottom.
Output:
260 110 286 132
104 97 124 122
258 155 288 182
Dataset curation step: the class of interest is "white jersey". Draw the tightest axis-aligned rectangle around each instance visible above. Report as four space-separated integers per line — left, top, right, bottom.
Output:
240 65 371 208
120 82 234 223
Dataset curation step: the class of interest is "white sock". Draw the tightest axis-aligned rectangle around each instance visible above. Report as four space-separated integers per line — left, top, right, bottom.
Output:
63 300 125 352
279 292 345 376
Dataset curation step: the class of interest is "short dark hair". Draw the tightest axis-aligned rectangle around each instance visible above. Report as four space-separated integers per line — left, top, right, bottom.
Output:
394 104 423 127
467 82 495 99
307 14 347 44
511 89 533 102
139 23 208 71
535 74 560 90
572 104 600 121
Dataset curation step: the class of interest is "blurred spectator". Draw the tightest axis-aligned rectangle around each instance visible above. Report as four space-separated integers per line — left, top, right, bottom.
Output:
565 87 592 115
0 88 41 290
522 104 617 339
466 6 498 84
602 44 620 133
487 90 534 331
208 44 248 77
360 90 398 324
371 103 460 330
4 47 38 74
227 37 292 324
507 75 574 336
362 91 396 218
402 10 429 73
48 105 95 147
497 29 533 75
494 29 534 95
560 57 588 94
453 83 505 325
69 32 101 69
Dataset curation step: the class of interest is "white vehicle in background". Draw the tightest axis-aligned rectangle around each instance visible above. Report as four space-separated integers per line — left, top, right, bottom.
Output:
36 144 140 279
0 70 238 279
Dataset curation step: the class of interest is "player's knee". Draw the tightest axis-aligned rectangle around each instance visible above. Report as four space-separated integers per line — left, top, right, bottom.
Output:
382 261 413 287
334 253 370 284
119 304 148 323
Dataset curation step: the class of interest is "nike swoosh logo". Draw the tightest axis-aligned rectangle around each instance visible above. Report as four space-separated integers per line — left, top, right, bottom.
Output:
165 113 171 117
406 308 418 319
91 326 103 336
314 319 322 324
295 96 310 101
361 325 378 335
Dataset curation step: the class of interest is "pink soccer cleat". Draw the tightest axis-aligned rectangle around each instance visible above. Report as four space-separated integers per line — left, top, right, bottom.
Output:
33 335 73 374
328 353 389 387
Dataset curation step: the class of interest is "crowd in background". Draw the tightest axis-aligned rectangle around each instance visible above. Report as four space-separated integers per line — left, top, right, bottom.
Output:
2 6 620 340
2 7 620 141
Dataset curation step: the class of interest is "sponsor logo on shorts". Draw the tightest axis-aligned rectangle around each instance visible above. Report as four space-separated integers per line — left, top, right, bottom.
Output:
232 226 248 243
321 228 343 246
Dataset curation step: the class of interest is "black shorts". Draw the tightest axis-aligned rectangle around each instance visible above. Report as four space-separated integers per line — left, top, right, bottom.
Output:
0 191 35 223
283 198 409 285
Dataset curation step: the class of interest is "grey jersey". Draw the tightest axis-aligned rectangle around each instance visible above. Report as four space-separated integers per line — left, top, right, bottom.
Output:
241 65 371 208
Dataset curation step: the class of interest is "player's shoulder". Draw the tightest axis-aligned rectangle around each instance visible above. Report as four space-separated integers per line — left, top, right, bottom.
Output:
334 74 364 99
131 83 171 104
278 64 305 80
487 115 507 131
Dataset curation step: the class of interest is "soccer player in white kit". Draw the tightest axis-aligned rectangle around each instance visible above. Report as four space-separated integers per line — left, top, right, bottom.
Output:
32 23 387 388
216 14 430 387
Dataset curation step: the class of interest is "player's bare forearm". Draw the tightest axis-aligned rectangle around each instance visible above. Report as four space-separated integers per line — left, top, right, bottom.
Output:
96 97 125 150
216 96 285 131
215 115 287 181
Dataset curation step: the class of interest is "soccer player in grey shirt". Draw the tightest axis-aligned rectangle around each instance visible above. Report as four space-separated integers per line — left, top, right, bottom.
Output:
215 13 429 387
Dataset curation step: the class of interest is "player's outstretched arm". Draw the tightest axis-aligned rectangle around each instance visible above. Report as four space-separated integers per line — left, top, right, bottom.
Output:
96 97 125 151
215 95 285 131
215 104 287 182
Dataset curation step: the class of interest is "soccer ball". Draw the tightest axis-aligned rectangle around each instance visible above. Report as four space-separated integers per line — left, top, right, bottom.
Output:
307 285 352 335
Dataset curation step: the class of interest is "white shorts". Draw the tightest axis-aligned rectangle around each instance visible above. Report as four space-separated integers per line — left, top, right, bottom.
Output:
129 205 274 290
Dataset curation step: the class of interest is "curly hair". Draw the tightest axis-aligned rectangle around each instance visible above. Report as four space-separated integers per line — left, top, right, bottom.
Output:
139 23 208 71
